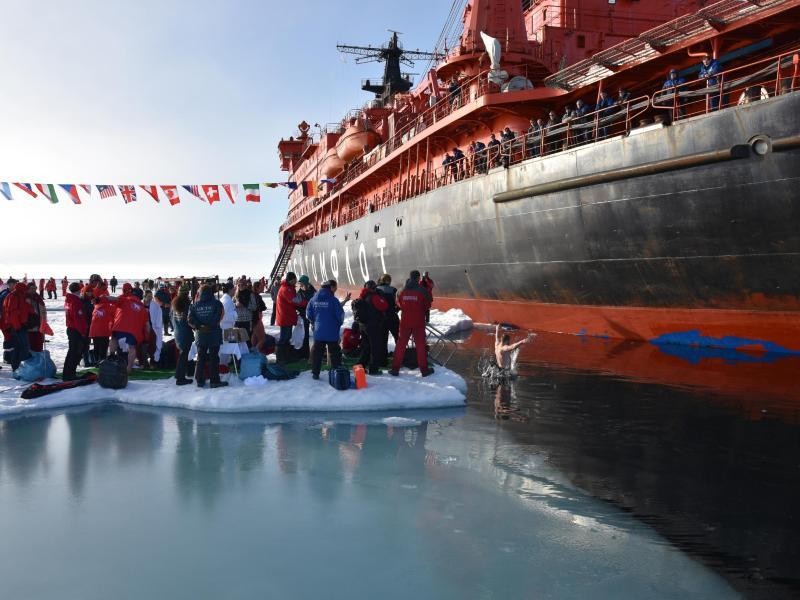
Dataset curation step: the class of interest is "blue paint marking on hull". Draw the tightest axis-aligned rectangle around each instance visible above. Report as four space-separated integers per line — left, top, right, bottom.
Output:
650 330 800 364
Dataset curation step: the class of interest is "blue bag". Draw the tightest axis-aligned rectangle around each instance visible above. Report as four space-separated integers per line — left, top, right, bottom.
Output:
239 350 266 380
13 350 56 382
328 366 350 391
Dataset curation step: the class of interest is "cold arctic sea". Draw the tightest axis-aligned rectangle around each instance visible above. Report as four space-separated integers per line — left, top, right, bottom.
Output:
1 326 798 599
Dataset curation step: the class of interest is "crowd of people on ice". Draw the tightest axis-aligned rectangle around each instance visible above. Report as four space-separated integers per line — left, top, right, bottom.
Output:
0 269 437 389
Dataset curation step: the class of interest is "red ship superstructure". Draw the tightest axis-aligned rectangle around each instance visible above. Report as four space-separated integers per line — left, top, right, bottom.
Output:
274 0 800 358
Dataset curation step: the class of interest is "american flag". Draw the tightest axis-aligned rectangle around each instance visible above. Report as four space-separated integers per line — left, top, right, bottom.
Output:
182 185 200 198
97 185 116 199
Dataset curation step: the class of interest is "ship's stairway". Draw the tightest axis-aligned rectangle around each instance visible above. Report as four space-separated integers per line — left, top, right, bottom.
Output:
267 240 296 292
425 323 458 367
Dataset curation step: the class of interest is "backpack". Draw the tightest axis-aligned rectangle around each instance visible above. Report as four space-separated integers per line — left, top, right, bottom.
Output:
328 366 351 391
262 362 299 381
351 296 374 324
97 354 128 389
156 339 178 369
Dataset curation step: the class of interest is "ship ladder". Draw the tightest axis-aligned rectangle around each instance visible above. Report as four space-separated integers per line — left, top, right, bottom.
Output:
423 323 458 367
267 240 296 292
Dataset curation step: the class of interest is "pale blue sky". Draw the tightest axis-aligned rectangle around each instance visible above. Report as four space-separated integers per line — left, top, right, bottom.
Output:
0 0 451 279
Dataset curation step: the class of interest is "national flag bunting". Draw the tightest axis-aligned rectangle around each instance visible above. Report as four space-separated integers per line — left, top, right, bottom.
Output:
279 182 298 190
243 183 260 203
35 183 58 203
79 184 91 194
97 185 117 199
161 185 180 206
201 184 220 204
0 182 12 201
222 184 237 204
182 185 201 199
119 185 137 204
59 184 81 204
264 182 279 188
13 183 37 198
320 178 337 184
140 185 159 202
301 180 317 197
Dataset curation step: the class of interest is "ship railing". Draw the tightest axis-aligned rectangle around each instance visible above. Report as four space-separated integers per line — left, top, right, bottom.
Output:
503 95 651 163
652 47 800 121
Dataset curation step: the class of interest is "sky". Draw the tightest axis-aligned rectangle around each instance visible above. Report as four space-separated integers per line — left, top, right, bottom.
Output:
0 0 452 280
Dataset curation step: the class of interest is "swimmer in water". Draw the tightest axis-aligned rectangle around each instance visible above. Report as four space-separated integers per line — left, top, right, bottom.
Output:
494 324 534 371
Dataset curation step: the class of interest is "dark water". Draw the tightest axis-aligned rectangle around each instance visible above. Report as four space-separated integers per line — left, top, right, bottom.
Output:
0 330 798 599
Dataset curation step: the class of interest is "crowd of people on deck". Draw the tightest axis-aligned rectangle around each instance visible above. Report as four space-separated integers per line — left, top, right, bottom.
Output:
0 268 438 389
439 54 792 184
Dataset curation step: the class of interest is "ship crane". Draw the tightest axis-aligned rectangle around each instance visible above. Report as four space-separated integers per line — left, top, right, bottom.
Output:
337 31 441 104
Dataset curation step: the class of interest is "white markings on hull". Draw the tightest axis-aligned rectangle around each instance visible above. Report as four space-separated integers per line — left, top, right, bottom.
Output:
295 237 388 286
330 250 339 279
358 243 369 283
319 252 328 282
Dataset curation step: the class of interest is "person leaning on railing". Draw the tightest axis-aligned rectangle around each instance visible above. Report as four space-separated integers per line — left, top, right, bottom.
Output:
699 55 721 110
526 118 544 157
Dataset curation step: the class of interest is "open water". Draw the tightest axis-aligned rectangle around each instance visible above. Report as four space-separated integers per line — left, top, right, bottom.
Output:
0 329 798 599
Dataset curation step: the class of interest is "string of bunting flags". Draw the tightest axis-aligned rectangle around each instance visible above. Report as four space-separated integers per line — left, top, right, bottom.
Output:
0 179 336 205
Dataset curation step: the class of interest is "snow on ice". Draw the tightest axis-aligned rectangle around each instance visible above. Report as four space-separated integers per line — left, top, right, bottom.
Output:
0 296 472 418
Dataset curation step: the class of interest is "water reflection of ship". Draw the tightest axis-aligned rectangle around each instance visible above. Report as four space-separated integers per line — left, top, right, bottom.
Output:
455 350 800 598
461 328 800 417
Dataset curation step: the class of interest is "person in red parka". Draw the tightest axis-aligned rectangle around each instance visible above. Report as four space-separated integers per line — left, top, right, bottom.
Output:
390 270 434 377
1 281 32 370
64 282 89 380
61 276 69 298
274 272 302 364
110 283 151 373
89 296 117 361
45 277 57 300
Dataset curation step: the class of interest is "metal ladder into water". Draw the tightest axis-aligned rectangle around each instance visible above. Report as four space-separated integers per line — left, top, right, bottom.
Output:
424 323 458 367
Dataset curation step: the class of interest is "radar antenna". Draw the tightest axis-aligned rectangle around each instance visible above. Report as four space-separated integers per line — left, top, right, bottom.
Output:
337 31 442 104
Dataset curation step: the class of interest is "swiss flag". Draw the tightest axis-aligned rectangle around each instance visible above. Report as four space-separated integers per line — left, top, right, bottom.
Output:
201 184 220 204
161 185 181 206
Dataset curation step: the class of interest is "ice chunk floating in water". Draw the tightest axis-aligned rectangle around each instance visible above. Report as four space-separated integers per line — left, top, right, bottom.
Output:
0 367 467 417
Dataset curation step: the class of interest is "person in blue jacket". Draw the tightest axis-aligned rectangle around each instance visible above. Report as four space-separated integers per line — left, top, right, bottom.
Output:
188 284 228 388
306 279 345 380
699 55 721 110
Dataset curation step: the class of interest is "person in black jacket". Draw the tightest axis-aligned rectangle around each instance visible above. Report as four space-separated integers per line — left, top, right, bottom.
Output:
171 285 193 386
352 280 388 374
376 274 399 367
188 284 227 388
296 275 316 360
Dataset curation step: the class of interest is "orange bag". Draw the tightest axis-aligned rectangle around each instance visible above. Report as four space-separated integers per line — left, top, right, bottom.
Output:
353 364 367 389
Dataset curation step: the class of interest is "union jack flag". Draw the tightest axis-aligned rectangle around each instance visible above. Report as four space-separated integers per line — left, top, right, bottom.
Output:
119 185 137 204
97 185 116 199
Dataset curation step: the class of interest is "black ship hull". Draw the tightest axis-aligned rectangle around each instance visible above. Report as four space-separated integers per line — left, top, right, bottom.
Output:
287 93 800 354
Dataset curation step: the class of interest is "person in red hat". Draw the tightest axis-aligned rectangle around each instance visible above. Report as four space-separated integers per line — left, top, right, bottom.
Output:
110 282 151 374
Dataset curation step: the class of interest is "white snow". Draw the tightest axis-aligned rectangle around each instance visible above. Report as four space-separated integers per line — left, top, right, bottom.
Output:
1 295 470 418
0 367 467 418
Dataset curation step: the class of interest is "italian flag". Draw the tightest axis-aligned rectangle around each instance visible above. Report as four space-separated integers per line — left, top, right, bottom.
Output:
35 183 59 203
243 183 260 203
